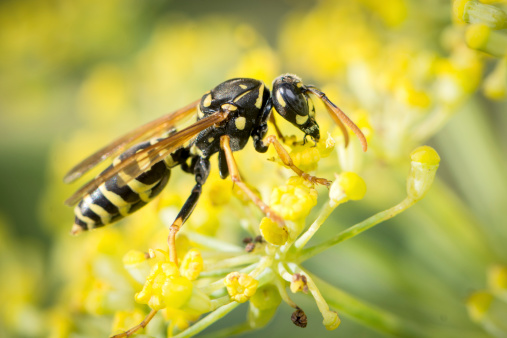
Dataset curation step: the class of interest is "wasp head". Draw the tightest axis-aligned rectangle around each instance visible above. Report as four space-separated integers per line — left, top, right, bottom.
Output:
272 74 320 142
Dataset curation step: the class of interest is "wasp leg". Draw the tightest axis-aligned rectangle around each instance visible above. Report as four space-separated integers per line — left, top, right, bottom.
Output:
263 135 331 187
168 156 210 265
110 309 158 338
220 135 284 226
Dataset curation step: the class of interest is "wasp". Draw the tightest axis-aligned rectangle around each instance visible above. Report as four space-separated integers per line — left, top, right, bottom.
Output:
64 74 367 337
65 74 367 263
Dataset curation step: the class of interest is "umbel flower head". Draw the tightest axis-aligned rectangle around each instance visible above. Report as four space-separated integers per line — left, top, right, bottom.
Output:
105 140 440 337
27 1 507 338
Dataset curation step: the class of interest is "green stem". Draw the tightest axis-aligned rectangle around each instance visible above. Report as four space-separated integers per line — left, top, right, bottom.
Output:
203 254 262 271
294 201 336 250
185 231 243 253
196 322 252 338
311 273 426 338
299 197 414 262
173 302 240 338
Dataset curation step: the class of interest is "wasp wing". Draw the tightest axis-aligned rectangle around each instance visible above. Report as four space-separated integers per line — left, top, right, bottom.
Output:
64 110 229 206
63 100 200 184
307 87 367 152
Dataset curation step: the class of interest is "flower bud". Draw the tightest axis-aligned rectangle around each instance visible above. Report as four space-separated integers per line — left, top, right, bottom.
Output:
224 272 259 303
180 249 203 281
406 146 440 201
466 24 507 57
329 172 367 207
259 217 288 245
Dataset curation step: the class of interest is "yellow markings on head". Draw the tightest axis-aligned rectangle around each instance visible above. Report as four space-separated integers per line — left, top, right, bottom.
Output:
296 114 309 125
296 82 303 88
239 84 247 89
221 103 238 112
276 90 286 108
255 84 264 109
208 137 215 143
197 105 205 119
235 116 247 130
202 93 212 107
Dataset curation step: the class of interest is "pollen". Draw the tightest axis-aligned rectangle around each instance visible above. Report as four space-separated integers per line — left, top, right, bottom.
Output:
224 272 259 303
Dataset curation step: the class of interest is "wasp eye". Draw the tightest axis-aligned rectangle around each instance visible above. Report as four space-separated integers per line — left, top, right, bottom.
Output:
272 75 320 141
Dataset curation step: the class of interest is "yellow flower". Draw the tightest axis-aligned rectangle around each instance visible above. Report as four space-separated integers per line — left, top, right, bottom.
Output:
180 249 203 281
135 262 193 311
224 272 259 303
270 177 318 221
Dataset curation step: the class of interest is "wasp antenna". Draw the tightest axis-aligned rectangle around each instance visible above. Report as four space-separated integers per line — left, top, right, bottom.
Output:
307 87 367 152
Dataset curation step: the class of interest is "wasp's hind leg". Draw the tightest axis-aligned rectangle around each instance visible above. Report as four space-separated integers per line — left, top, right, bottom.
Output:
168 156 210 265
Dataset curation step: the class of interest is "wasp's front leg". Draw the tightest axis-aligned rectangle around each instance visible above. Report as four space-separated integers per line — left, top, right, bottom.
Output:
262 135 331 187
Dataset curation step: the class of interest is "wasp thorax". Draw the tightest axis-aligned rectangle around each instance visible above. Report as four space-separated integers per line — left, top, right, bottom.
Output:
272 75 320 141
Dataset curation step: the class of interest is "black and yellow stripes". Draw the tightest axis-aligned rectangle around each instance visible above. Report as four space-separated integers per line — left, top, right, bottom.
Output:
72 140 173 232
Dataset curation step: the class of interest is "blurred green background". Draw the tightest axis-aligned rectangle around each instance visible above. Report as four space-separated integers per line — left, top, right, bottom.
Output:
1 0 507 337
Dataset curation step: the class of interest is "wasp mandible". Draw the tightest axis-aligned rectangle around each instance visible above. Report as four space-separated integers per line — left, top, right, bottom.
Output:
64 74 367 265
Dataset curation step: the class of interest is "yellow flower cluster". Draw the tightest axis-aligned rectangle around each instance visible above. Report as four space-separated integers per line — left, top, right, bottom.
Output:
135 262 193 311
270 176 318 222
7 0 503 337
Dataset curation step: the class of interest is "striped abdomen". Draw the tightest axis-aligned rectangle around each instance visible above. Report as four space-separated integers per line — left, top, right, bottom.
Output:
73 140 172 232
